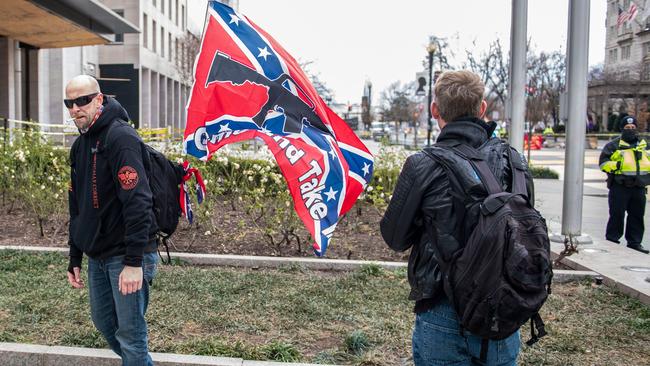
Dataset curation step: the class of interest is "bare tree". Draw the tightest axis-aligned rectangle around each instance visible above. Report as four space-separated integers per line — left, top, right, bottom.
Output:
380 81 417 140
299 60 334 103
176 31 201 85
423 35 455 71
465 39 509 119
526 50 566 128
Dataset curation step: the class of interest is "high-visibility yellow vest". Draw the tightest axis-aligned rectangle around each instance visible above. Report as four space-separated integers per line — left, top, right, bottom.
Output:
600 139 650 176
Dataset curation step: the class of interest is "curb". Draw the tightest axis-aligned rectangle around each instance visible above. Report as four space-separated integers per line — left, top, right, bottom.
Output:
551 269 598 283
0 246 595 282
0 343 331 366
0 245 407 271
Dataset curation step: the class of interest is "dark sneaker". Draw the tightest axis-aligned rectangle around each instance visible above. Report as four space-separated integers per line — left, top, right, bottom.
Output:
606 237 621 244
627 244 650 254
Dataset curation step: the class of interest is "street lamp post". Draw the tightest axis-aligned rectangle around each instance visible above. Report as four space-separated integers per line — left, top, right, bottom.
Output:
363 80 372 130
426 39 437 147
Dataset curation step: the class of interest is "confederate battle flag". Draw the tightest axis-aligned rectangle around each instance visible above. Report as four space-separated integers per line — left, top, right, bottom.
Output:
183 1 374 256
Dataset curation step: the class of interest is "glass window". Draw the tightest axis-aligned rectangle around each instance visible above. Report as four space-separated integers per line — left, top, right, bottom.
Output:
182 5 185 30
622 45 631 60
161 26 165 58
113 9 125 43
168 32 172 61
143 13 148 48
152 20 157 53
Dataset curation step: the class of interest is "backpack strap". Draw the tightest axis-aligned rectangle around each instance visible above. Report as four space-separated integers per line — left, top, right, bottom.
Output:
507 147 528 196
443 143 504 195
525 313 548 346
100 120 119 153
422 148 466 197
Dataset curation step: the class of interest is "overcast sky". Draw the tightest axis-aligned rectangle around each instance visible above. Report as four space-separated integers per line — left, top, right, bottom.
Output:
189 1 607 106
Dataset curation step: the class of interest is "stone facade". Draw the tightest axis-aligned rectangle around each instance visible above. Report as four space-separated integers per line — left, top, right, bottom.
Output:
589 0 650 131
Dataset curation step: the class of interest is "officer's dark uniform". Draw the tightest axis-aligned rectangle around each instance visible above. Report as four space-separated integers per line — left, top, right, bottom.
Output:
599 116 650 254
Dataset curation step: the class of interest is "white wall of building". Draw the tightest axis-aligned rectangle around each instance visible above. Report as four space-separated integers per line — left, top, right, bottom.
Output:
38 45 99 125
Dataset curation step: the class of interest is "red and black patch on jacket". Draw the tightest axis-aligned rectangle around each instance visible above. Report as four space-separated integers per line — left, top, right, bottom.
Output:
117 166 139 190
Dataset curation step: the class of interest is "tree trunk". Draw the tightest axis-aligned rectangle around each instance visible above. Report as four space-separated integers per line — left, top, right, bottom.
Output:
38 217 45 237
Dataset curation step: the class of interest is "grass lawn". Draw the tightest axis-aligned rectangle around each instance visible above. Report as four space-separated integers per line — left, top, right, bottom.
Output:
0 250 648 365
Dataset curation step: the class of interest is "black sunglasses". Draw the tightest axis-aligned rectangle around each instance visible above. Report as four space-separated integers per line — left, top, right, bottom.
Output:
64 93 99 109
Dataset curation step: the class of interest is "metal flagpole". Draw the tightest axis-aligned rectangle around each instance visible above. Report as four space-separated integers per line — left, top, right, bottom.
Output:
561 0 592 243
509 0 527 153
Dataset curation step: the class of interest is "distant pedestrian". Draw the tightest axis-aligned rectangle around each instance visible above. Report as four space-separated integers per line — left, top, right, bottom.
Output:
381 70 543 365
65 75 159 364
600 115 650 254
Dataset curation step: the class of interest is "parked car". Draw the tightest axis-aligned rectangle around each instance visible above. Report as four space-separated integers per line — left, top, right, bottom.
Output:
371 122 390 141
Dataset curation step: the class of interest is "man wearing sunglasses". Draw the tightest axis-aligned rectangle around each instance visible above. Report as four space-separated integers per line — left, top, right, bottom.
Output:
65 75 158 365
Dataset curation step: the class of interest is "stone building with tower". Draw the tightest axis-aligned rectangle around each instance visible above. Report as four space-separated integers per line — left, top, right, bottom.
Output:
588 0 650 131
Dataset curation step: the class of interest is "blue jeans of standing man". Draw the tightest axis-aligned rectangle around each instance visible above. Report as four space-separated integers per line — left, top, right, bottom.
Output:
88 252 158 366
412 298 520 366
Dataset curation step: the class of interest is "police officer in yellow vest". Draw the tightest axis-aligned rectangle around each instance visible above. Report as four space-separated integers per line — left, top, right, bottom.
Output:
599 116 650 254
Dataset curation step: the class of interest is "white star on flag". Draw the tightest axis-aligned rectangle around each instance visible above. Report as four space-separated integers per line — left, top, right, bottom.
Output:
324 186 338 201
229 14 241 26
257 47 272 61
219 123 231 132
328 149 337 160
361 162 371 176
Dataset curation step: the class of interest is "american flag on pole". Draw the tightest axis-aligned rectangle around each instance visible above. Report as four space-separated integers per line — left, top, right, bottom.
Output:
183 1 374 256
618 2 639 27
618 4 627 27
628 2 639 23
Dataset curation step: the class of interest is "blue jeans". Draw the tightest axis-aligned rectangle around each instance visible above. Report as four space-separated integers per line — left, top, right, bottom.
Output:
412 298 520 366
88 252 157 366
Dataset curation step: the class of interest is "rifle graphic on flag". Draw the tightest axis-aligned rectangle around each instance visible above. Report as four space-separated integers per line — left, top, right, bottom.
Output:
183 1 374 256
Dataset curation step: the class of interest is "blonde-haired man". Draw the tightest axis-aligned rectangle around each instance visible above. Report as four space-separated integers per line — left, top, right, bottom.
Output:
381 70 534 365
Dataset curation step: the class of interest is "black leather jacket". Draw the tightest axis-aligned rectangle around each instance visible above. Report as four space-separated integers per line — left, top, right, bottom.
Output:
380 118 534 311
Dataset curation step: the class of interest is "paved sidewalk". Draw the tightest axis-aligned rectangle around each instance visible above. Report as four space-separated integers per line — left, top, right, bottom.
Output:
533 178 650 304
533 177 650 246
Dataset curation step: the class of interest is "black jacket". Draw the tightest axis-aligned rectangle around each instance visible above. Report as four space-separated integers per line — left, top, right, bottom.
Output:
380 118 534 312
68 97 155 268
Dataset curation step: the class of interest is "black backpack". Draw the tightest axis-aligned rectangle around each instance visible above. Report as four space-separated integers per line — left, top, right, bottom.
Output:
142 144 185 237
104 121 185 262
424 142 553 361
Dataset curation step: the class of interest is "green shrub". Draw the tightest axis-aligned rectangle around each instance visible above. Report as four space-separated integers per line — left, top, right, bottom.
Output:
261 341 301 362
1 129 69 235
529 165 559 179
357 264 384 277
344 330 371 355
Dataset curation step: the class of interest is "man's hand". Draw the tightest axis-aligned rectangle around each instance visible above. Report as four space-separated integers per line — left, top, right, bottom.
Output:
67 267 84 289
118 265 143 296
